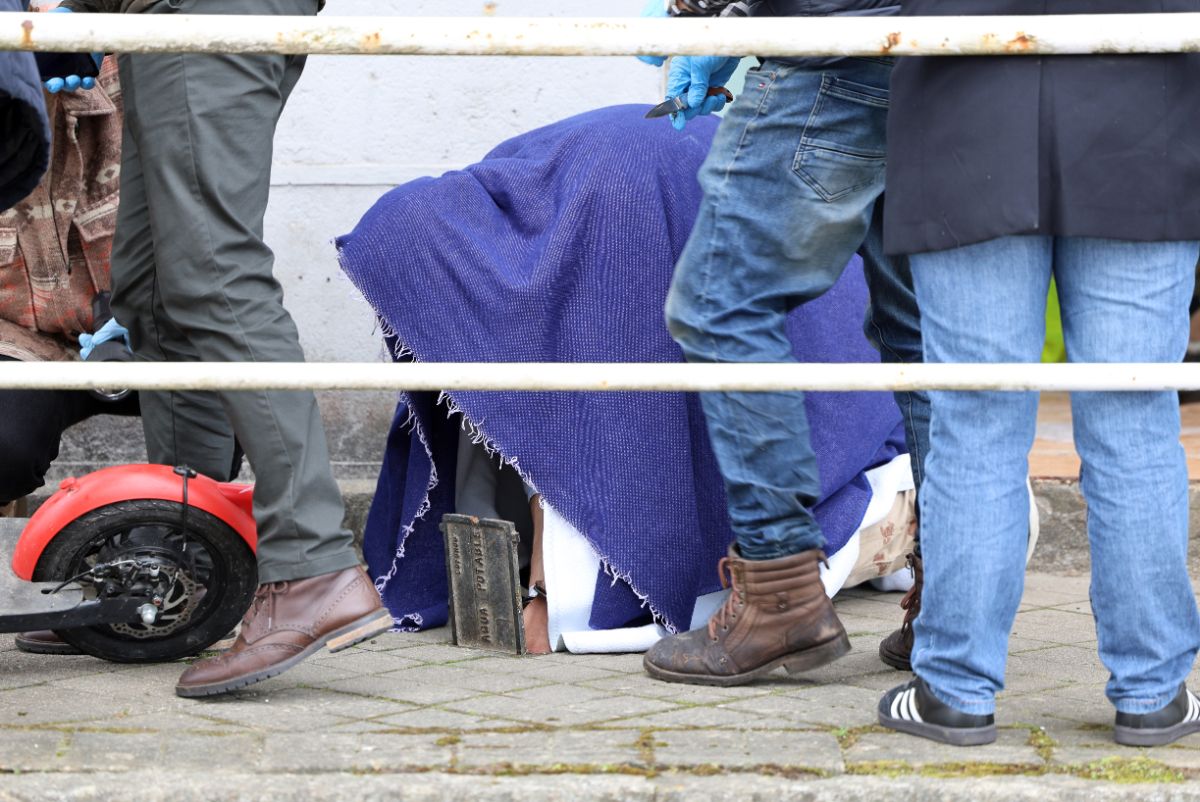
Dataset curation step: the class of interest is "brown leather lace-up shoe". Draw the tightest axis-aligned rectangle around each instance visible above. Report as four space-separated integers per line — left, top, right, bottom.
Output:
643 546 850 686
878 552 922 671
15 630 82 655
176 566 392 698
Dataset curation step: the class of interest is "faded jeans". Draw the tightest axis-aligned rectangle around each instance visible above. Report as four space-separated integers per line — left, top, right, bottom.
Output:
665 57 928 560
911 235 1200 716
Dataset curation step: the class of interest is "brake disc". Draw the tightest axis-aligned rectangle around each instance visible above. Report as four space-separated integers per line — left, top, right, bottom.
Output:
111 569 200 639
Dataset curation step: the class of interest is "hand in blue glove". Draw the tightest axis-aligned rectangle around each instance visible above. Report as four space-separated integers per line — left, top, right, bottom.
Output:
42 7 103 94
665 55 740 131
637 0 669 67
79 316 131 361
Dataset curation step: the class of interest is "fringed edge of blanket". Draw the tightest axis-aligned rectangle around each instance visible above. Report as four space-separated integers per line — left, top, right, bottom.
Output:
336 233 682 633
372 318 439 633
437 389 679 634
373 318 680 634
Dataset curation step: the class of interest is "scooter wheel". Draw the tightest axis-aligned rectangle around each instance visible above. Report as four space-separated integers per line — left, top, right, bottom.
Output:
32 498 257 664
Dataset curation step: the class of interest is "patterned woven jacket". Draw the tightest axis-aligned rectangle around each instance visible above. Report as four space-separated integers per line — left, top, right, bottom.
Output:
0 58 121 363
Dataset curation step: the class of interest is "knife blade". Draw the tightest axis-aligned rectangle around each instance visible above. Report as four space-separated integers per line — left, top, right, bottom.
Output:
644 86 735 119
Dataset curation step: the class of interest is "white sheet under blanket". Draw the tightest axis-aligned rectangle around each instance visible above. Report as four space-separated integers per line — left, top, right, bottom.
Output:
543 453 916 654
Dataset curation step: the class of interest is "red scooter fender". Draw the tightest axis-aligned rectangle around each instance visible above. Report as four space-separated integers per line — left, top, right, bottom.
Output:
11 464 257 581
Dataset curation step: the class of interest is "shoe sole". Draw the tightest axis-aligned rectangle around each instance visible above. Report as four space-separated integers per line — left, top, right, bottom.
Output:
175 608 393 698
878 708 997 747
643 631 851 687
878 641 912 672
14 637 83 656
1114 720 1200 747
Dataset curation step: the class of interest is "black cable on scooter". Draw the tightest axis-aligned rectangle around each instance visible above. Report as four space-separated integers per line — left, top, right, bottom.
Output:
46 567 100 595
173 466 197 537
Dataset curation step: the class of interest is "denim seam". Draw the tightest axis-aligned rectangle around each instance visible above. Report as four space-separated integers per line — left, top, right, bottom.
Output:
925 678 995 715
1115 692 1178 714
697 67 779 359
792 74 885 202
822 81 889 108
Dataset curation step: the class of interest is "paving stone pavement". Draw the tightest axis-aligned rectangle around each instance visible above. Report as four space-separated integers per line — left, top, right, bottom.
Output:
5 573 1200 800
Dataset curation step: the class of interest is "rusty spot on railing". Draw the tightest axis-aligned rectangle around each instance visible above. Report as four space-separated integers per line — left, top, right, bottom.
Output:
1006 32 1036 51
20 19 33 48
361 31 381 51
881 31 901 54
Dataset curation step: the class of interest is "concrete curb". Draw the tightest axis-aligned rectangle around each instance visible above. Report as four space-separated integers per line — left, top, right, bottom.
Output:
1 772 1198 801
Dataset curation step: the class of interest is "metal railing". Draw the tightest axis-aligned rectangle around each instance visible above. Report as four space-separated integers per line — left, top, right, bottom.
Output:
3 362 1200 393
2 12 1197 393
5 13 1200 58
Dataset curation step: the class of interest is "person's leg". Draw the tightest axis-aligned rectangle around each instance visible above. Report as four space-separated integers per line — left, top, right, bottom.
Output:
5 382 139 656
523 495 551 655
1054 238 1200 740
647 58 893 685
859 200 928 491
454 429 502 521
891 235 1050 725
108 98 239 484
861 199 932 672
664 57 891 560
117 0 387 697
120 2 355 585
0 372 96 504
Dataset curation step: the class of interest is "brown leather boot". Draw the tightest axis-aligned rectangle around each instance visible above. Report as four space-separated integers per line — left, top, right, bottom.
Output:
15 630 82 655
878 552 922 671
176 565 392 698
643 546 850 686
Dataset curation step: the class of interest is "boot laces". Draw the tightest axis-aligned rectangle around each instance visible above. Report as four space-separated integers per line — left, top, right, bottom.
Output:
248 581 290 630
708 557 744 640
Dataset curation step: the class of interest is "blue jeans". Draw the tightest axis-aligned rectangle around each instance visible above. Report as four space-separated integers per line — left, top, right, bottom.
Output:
665 57 929 560
911 235 1200 716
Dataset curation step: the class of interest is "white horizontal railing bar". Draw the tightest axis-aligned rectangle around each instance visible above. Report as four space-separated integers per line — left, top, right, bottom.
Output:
3 362 1200 393
5 13 1200 57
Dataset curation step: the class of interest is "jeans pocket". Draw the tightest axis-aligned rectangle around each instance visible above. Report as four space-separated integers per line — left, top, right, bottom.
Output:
792 75 888 202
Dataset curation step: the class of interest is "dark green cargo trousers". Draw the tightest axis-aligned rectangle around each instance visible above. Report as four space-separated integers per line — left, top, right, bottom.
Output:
110 0 358 583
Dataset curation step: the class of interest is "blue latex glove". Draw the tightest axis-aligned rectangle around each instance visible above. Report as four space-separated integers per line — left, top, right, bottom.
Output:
79 317 131 361
664 55 740 131
43 7 103 94
637 0 669 67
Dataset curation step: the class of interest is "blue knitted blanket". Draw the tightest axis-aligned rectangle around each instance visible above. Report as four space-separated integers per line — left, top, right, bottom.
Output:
337 105 904 633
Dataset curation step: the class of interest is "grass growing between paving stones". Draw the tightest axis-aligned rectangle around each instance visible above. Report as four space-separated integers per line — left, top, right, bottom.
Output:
844 758 1186 784
831 724 888 749
633 729 664 764
920 762 1048 779
1068 757 1184 784
845 760 913 778
1010 722 1057 761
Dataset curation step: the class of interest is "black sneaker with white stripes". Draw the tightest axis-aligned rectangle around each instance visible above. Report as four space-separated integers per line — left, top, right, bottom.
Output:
1114 685 1200 747
878 676 997 746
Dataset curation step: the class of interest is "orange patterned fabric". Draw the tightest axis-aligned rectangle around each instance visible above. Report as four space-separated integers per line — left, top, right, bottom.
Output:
0 58 121 362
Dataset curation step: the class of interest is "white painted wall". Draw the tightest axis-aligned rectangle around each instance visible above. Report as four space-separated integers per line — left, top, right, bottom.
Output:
60 0 664 477
270 0 660 365
49 0 796 496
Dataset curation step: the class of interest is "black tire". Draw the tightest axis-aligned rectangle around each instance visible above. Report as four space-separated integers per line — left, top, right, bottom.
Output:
32 499 257 663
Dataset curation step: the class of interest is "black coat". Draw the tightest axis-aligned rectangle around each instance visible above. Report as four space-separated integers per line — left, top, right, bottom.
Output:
0 0 49 212
883 0 1200 255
